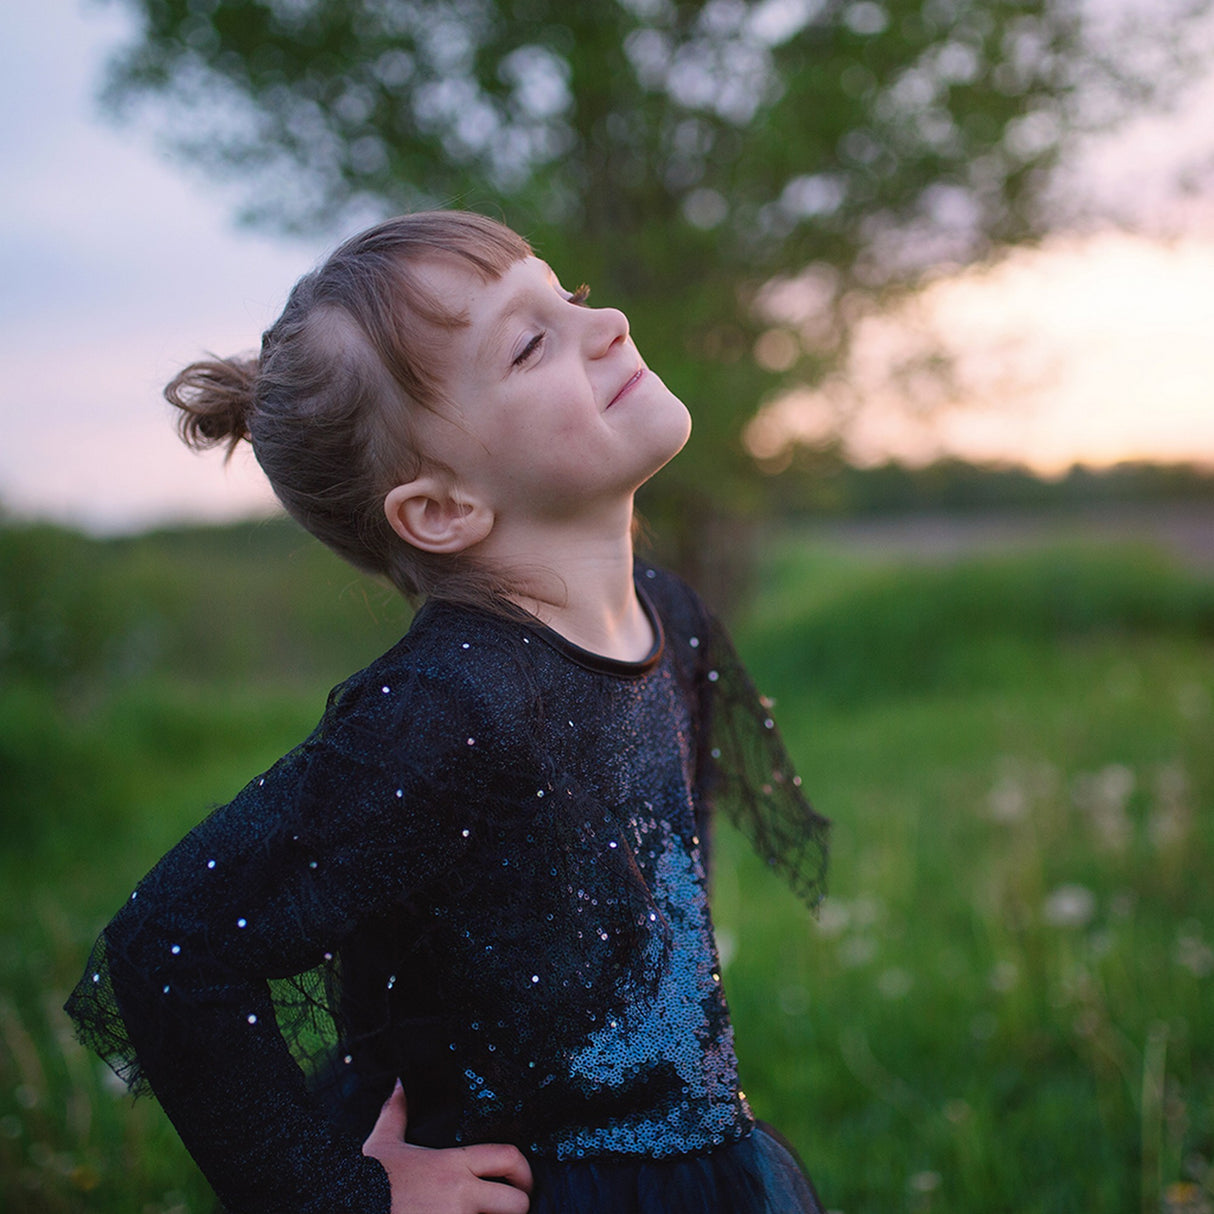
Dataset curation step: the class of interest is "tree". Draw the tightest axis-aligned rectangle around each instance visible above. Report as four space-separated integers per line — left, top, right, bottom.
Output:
102 0 1212 599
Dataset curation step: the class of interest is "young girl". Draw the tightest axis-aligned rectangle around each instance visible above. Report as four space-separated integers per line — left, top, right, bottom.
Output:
66 210 829 1214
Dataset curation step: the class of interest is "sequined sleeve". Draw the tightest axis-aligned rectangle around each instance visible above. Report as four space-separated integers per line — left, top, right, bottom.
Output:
692 593 829 910
63 657 523 1214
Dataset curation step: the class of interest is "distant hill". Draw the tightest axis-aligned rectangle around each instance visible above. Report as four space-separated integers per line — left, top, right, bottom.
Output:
765 456 1214 517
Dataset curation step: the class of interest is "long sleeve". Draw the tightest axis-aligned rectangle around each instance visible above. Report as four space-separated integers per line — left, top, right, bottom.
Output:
65 658 507 1213
679 581 830 909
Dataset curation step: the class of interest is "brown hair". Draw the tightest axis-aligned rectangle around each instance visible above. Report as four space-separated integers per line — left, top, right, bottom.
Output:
166 211 531 604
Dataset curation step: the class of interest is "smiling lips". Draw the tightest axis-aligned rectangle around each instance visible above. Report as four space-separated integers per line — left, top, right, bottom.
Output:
607 368 645 409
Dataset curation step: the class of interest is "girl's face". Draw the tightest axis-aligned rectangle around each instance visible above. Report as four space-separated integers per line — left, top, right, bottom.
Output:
412 255 691 524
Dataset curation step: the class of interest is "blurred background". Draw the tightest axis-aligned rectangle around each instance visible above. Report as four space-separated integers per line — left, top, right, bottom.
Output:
2 1 1213 1211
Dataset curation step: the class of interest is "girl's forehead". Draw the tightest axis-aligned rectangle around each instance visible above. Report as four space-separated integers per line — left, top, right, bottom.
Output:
422 256 558 352
422 253 551 305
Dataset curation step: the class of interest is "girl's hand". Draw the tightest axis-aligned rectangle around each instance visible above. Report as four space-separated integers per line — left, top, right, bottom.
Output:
362 1081 533 1214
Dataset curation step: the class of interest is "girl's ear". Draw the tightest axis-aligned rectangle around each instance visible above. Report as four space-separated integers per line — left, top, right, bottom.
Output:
383 477 495 554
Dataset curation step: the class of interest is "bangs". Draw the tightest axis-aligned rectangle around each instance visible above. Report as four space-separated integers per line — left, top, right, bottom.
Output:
313 211 532 409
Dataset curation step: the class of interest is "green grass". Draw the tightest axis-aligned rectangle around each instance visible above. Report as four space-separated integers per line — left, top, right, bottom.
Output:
2 517 1212 1212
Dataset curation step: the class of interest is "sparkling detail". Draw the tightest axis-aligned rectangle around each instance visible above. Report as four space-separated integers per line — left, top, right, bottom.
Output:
64 564 826 1179
236 918 247 929
92 973 100 983
206 859 216 869
247 1014 257 1024
170 945 181 955
466 737 475 746
163 985 170 994
308 860 318 869
461 642 471 650
344 1055 353 1065
707 670 719 682
258 778 265 786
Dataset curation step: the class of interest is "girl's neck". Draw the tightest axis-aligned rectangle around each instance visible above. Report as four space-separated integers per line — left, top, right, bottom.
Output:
487 512 652 662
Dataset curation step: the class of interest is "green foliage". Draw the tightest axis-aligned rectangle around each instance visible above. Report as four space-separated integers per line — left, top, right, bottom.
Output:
744 537 1214 706
2 518 1213 1212
99 0 1214 569
0 516 410 690
766 457 1214 517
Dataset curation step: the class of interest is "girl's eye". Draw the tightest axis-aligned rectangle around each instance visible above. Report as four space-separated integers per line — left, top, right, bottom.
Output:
513 333 544 367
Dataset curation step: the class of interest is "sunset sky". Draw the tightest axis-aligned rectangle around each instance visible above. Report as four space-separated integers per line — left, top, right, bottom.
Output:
2 0 1213 534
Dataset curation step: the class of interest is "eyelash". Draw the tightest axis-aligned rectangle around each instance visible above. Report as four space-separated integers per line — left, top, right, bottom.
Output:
512 283 593 366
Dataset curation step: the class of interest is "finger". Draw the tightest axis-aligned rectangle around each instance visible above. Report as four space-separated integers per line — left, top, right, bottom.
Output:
461 1143 534 1193
362 1079 407 1151
472 1178 532 1214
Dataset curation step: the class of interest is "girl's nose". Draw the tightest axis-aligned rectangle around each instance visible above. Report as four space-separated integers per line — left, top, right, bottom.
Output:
585 306 630 357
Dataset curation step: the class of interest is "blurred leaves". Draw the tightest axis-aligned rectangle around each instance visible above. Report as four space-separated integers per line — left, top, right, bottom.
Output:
98 0 1214 585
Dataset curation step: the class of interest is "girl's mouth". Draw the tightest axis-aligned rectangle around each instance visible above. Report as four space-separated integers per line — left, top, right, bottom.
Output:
607 368 644 408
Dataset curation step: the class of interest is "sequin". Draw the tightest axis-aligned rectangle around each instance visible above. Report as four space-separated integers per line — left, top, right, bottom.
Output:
63 561 828 1211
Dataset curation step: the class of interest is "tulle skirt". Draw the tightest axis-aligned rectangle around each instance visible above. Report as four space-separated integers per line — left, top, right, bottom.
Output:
528 1124 824 1214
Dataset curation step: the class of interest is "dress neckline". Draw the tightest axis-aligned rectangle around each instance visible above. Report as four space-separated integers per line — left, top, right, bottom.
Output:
517 581 665 677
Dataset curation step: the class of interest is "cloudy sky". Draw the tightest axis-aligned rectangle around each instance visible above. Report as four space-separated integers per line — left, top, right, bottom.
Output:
3 0 1214 534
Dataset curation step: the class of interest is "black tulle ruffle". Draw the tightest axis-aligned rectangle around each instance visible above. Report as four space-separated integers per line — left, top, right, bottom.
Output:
529 1125 824 1214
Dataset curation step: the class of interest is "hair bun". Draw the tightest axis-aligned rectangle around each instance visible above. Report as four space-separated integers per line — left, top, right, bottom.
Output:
165 356 259 457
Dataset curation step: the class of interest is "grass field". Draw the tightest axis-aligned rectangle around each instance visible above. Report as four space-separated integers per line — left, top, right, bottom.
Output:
1 515 1212 1213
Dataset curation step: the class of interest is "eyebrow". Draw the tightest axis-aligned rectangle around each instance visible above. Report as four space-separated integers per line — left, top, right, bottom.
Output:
478 264 562 368
480 292 531 368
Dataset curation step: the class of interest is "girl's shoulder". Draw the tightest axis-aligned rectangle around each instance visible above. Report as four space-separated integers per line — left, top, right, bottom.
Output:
635 560 715 640
315 598 539 759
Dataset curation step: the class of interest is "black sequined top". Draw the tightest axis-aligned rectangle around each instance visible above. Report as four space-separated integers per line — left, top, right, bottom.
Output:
66 565 828 1213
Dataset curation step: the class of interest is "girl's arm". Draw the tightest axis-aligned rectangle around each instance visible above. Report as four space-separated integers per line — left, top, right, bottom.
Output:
67 666 523 1213
660 568 830 909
